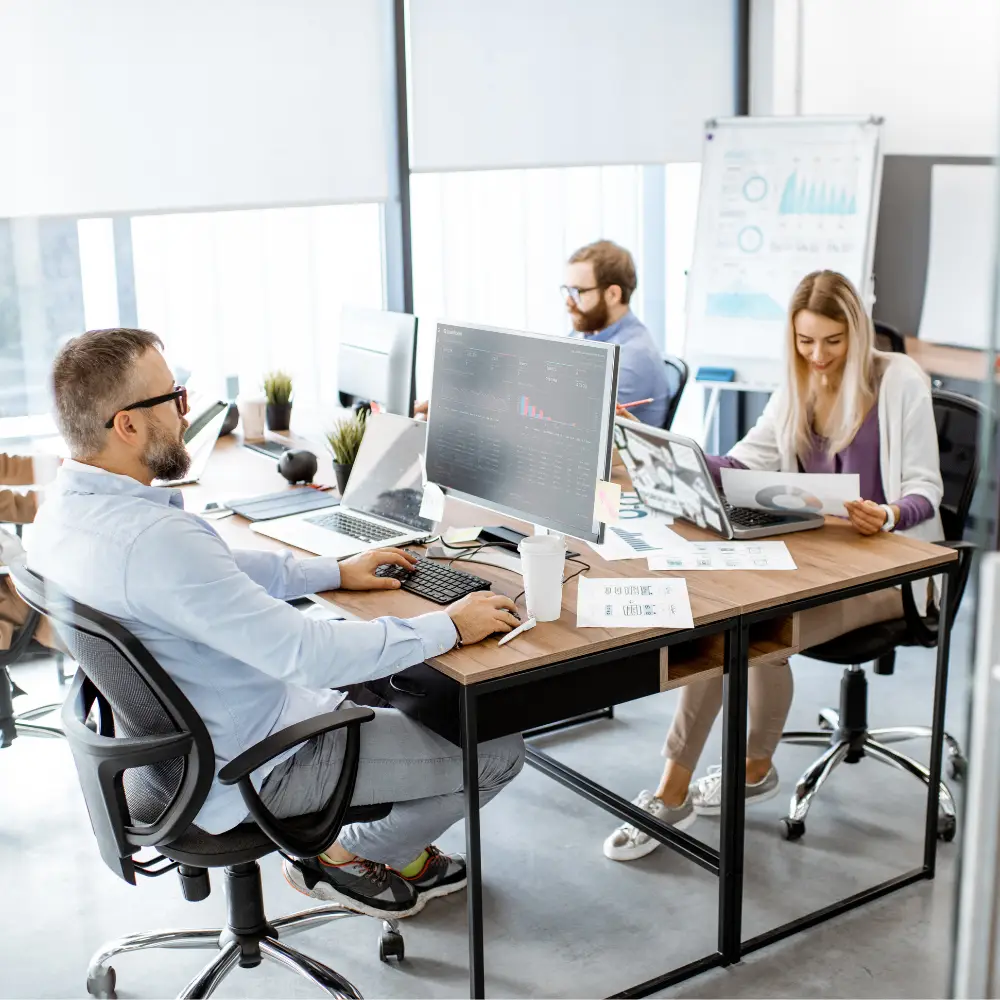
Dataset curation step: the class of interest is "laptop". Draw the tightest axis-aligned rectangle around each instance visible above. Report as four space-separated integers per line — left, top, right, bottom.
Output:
154 397 229 488
250 412 433 557
614 418 823 540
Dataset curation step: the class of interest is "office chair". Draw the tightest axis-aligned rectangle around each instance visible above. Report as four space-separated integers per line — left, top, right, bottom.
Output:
874 320 906 354
0 528 65 746
10 563 403 1000
778 389 985 843
662 354 689 430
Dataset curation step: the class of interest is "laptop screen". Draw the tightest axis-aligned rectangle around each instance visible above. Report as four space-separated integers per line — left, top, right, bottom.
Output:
341 412 433 532
616 423 727 535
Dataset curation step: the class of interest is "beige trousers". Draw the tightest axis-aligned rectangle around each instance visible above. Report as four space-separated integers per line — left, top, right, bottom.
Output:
663 588 905 770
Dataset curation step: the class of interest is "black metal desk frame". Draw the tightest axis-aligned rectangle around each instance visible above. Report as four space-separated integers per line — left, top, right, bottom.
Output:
453 561 954 999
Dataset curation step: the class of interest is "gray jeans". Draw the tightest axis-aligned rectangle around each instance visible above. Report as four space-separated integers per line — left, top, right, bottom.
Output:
260 700 525 868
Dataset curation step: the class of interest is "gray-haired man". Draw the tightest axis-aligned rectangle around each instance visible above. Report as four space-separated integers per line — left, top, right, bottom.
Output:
30 328 524 918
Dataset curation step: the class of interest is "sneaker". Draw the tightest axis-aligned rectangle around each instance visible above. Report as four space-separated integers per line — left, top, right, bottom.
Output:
400 845 467 909
282 856 420 918
602 789 696 862
690 764 780 816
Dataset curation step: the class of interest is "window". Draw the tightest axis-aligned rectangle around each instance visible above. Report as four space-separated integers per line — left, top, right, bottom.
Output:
0 204 385 438
131 204 384 427
410 162 702 400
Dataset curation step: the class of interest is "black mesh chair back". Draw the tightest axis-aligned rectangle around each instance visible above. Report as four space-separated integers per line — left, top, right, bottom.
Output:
874 320 906 354
8 563 213 882
662 354 689 430
933 389 986 545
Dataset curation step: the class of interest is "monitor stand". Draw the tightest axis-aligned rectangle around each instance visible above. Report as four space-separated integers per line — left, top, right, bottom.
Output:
478 525 578 558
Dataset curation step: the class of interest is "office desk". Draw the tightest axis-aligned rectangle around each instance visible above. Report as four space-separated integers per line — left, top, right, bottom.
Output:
191 436 957 998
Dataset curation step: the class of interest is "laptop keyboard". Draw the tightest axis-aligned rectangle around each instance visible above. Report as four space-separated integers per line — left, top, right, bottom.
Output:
305 511 401 543
375 551 492 605
722 501 800 528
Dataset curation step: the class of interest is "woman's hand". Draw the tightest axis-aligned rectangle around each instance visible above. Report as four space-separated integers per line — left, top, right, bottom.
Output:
844 499 895 536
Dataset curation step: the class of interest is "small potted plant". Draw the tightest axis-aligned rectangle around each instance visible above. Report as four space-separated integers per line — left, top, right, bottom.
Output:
263 371 293 432
325 410 367 495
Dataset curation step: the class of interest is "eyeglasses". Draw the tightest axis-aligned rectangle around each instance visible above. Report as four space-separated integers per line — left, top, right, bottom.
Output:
560 284 603 306
105 386 189 429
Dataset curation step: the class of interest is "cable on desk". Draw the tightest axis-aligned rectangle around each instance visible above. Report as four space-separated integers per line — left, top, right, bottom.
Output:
512 556 590 607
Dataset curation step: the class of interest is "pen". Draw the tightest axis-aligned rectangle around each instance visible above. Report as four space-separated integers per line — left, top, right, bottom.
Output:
497 616 537 646
617 398 654 410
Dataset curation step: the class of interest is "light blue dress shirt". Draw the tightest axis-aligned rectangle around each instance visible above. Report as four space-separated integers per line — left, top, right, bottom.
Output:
587 310 669 427
30 462 457 834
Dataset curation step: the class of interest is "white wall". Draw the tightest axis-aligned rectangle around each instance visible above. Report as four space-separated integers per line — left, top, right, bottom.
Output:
752 0 1000 156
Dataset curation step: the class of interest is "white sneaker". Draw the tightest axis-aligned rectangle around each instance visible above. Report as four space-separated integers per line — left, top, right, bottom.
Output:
602 789 696 862
690 764 780 816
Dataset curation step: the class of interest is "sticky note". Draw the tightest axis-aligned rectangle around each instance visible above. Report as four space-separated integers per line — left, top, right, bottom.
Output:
443 526 482 545
593 480 622 525
419 481 446 521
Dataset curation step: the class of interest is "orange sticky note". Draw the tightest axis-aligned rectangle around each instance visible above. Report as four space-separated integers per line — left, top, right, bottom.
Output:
594 480 622 525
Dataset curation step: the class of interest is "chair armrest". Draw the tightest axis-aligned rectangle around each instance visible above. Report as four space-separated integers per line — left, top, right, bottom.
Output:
899 540 976 648
219 706 376 859
218 707 374 785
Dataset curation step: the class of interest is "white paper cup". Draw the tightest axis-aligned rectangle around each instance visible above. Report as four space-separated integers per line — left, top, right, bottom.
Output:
518 534 566 622
239 398 267 441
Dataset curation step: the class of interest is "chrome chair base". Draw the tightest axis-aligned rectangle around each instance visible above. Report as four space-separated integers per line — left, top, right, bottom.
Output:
780 707 959 842
1 702 64 746
85 906 402 999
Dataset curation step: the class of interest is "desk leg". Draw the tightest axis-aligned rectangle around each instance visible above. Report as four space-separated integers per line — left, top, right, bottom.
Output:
461 686 485 999
719 621 749 964
924 569 952 876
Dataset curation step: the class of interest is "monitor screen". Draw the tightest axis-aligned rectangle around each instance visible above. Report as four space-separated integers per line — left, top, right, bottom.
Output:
425 322 618 542
337 306 418 416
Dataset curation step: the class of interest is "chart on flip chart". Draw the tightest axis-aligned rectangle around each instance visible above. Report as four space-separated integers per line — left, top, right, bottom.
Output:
686 117 883 384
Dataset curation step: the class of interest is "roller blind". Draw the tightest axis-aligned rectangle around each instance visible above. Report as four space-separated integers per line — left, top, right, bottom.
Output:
407 0 736 172
0 0 393 218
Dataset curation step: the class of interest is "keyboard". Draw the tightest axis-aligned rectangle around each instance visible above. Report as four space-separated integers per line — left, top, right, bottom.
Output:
305 510 401 543
723 501 801 528
375 551 492 605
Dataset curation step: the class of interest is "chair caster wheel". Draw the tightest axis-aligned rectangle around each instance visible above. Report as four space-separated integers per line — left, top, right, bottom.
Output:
87 967 117 999
948 756 967 781
938 813 957 842
780 818 805 841
379 930 405 963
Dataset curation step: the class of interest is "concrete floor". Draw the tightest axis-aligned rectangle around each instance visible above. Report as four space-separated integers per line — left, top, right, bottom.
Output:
0 609 971 999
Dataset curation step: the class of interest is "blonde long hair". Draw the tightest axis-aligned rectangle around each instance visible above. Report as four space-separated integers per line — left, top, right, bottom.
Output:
783 270 877 459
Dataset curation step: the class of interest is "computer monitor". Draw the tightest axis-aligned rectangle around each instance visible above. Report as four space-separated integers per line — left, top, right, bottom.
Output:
337 305 418 417
425 322 620 543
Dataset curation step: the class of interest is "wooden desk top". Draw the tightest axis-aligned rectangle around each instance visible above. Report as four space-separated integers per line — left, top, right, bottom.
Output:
187 436 956 686
905 336 996 384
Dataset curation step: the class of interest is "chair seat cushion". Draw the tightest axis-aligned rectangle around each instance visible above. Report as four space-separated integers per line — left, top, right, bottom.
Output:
162 802 393 867
804 618 912 665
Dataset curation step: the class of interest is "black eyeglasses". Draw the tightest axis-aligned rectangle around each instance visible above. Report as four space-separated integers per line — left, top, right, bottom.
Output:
560 284 603 306
105 386 189 429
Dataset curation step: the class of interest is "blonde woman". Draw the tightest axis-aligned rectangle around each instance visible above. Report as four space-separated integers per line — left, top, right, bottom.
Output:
604 270 943 861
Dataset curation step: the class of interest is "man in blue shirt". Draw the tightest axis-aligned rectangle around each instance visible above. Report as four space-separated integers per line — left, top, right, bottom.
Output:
30 328 524 919
563 240 670 428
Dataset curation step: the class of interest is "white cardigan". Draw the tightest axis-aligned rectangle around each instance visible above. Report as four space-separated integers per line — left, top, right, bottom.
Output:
727 352 944 608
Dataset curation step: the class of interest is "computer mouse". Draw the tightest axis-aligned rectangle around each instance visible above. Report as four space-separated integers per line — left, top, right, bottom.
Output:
277 449 318 484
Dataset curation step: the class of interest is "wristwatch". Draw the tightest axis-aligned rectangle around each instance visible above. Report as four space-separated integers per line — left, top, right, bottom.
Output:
879 504 896 532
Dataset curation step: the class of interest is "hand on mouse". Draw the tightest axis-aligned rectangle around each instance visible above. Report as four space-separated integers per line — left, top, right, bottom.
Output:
446 592 520 646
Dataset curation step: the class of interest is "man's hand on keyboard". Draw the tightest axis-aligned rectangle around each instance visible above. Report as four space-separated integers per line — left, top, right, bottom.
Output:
339 548 418 591
447 592 520 646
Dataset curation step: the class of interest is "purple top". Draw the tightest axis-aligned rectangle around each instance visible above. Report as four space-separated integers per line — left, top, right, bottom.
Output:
707 404 934 531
